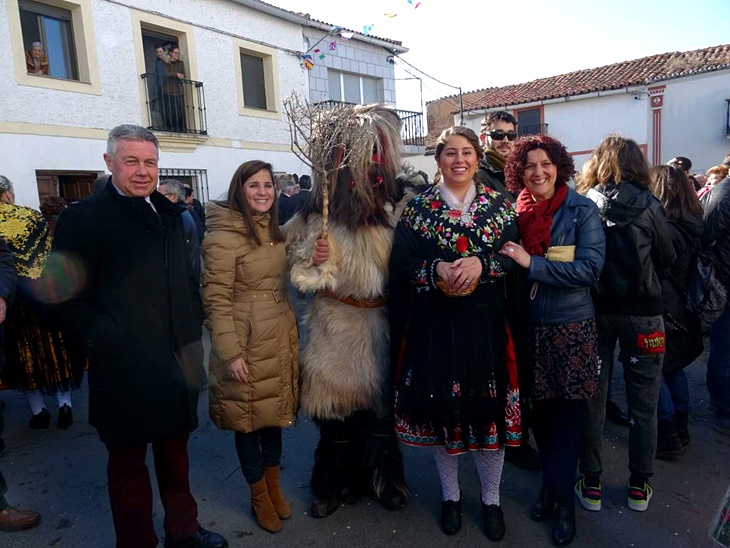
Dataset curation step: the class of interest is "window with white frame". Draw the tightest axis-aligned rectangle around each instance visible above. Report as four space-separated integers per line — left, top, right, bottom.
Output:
19 0 78 80
233 38 279 118
328 70 379 104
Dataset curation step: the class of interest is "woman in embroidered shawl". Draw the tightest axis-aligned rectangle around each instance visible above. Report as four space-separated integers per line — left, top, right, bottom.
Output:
389 126 521 541
0 176 84 429
499 135 605 547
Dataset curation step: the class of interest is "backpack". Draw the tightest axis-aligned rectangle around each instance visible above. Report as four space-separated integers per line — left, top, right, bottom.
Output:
686 250 727 323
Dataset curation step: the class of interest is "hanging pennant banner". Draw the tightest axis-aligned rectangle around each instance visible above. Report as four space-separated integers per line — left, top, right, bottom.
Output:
341 31 353 40
362 24 374 35
328 41 337 51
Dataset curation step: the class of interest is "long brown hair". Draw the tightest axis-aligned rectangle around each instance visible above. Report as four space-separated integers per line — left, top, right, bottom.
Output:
576 134 650 193
227 160 284 246
649 165 703 221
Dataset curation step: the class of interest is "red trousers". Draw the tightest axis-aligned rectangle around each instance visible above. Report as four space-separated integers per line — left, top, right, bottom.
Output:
106 430 200 548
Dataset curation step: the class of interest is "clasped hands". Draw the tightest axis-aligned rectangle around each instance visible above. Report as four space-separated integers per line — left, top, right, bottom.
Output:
436 256 482 294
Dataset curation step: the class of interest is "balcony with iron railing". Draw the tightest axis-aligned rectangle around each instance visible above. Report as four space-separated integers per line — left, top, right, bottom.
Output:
141 73 207 135
314 100 425 153
518 123 549 137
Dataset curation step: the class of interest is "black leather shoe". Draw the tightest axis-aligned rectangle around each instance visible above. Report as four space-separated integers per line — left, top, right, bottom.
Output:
29 408 50 429
531 484 556 522
378 484 407 511
164 527 228 548
440 499 461 535
606 401 630 426
310 495 340 518
552 505 576 547
57 405 73 429
505 444 541 471
482 503 505 541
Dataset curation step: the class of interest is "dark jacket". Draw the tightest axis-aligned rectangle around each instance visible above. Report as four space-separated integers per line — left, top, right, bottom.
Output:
52 181 204 445
702 177 730 286
476 158 515 201
661 213 704 371
0 239 16 372
587 181 676 316
526 188 605 326
163 59 185 96
179 205 201 282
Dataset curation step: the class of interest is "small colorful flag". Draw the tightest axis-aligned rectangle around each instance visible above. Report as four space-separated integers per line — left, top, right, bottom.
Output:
314 48 321 53
385 13 398 18
328 41 337 51
340 31 354 40
319 54 326 59
362 24 374 35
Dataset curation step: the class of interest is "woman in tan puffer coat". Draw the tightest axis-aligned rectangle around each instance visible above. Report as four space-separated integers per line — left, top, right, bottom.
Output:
202 160 299 534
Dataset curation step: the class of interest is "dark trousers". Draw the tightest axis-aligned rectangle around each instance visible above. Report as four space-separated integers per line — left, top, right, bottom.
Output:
580 314 664 480
162 94 186 132
0 405 6 511
708 305 730 418
106 430 199 548
235 428 282 484
533 398 582 506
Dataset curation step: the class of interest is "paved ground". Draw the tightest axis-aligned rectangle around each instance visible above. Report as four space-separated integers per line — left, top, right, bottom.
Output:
1 296 728 547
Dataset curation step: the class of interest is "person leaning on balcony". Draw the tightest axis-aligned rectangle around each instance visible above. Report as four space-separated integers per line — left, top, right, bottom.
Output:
25 42 49 76
162 45 186 132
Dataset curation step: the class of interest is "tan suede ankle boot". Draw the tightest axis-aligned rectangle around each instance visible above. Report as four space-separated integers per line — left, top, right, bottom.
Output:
263 466 292 520
250 478 282 533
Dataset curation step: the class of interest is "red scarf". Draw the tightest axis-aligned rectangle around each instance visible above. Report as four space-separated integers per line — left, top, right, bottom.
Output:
516 184 568 256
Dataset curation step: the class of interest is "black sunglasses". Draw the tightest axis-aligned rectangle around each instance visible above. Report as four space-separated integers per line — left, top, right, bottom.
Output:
488 130 517 141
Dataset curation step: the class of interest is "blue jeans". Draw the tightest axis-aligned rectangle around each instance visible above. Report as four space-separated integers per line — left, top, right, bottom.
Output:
708 305 730 419
657 370 689 421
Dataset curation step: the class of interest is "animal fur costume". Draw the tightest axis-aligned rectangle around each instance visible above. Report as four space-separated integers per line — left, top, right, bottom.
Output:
285 104 416 517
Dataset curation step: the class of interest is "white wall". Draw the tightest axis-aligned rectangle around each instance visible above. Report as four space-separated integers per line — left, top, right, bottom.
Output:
0 133 309 206
661 71 730 174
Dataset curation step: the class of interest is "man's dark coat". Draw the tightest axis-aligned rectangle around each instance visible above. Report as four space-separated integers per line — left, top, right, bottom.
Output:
53 181 204 445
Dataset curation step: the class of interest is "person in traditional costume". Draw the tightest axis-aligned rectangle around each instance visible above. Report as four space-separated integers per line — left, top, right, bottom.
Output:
389 126 521 541
285 104 409 518
0 175 83 429
499 134 605 547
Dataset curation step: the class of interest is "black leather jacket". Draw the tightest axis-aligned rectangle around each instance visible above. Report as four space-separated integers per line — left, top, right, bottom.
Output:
702 177 730 286
587 181 676 316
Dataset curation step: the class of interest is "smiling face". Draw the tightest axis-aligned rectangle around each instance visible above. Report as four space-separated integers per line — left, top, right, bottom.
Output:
486 119 517 159
436 134 479 190
523 148 558 202
155 47 164 59
31 44 44 59
170 48 180 61
243 169 275 214
103 139 159 198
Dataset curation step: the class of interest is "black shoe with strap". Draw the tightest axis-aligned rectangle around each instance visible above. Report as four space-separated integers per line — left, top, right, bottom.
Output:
440 498 461 535
164 528 228 548
482 503 505 541
29 408 50 430
57 405 73 429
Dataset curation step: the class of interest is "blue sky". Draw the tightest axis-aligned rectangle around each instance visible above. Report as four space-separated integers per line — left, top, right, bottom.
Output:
267 0 730 112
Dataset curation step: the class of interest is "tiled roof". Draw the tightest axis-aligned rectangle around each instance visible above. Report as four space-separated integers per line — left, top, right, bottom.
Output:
461 44 730 113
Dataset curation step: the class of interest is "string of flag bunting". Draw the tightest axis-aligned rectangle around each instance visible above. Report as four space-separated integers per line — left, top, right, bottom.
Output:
295 0 422 70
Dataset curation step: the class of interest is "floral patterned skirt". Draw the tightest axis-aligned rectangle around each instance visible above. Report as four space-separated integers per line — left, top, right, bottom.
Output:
395 326 522 455
530 318 600 401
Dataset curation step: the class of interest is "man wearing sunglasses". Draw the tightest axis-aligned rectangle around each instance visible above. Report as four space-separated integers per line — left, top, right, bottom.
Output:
477 111 542 472
477 111 519 199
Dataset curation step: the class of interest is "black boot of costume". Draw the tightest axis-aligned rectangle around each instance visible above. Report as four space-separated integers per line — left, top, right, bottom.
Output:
310 419 359 518
363 414 408 511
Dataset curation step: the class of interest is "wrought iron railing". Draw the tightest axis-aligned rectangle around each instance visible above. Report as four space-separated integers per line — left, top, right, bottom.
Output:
314 100 425 148
141 73 207 135
726 99 730 137
518 123 549 137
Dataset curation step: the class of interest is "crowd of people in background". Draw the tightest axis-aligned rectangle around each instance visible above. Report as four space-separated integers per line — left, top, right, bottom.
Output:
0 112 727 548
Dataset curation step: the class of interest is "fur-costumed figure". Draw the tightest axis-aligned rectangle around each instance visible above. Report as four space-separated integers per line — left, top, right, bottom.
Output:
285 104 413 518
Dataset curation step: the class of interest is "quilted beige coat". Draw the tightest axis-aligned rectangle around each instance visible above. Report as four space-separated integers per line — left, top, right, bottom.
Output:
202 201 299 433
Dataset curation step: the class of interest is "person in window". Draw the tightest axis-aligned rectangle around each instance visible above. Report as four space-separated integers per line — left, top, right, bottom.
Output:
499 135 605 547
162 46 186 132
390 126 521 541
202 160 298 534
153 43 166 116
25 42 49 76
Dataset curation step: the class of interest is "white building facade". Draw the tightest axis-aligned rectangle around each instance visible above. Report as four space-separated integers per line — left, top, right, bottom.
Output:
0 0 415 207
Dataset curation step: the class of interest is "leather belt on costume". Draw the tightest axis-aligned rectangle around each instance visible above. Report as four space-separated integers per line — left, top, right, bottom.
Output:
321 289 387 309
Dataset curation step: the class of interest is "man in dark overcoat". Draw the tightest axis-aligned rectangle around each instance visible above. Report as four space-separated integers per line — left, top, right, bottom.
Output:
52 125 227 548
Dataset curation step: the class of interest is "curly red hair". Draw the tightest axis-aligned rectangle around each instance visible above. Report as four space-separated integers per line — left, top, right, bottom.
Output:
504 134 575 194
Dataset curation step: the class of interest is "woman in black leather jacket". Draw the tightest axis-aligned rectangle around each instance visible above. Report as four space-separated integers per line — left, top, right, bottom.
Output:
500 135 605 547
574 135 675 515
649 166 704 456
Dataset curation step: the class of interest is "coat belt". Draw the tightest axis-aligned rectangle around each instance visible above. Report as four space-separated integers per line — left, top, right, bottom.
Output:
234 289 282 303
